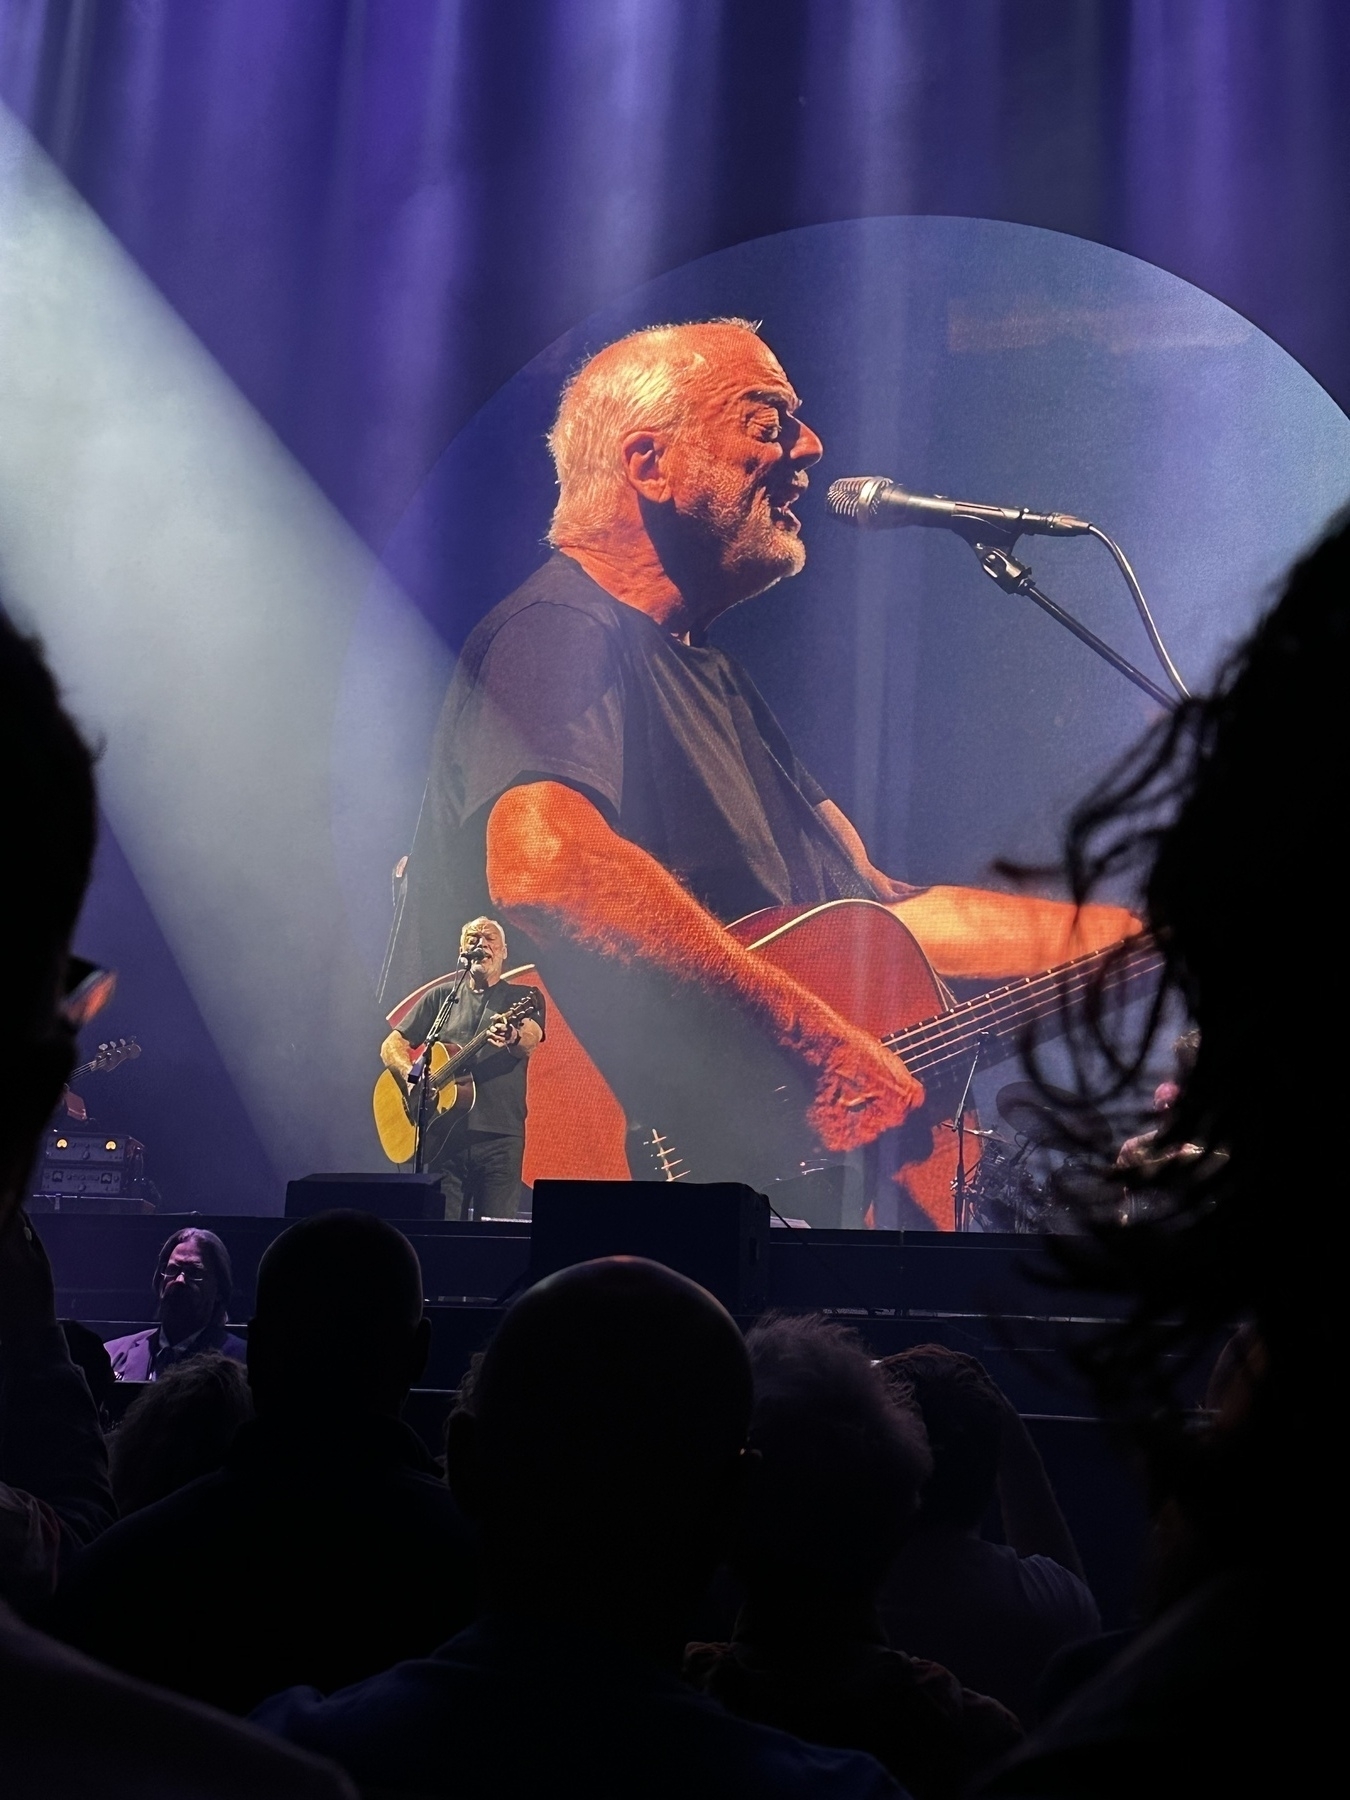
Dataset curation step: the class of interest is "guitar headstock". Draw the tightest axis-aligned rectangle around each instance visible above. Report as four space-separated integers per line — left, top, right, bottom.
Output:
502 994 540 1026
89 1036 142 1074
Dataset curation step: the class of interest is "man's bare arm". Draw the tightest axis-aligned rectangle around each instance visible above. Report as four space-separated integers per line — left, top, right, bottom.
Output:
891 887 1139 980
485 782 922 1152
815 797 1138 980
379 1030 415 1082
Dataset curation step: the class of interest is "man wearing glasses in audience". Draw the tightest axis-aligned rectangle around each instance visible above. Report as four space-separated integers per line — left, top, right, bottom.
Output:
105 1228 245 1381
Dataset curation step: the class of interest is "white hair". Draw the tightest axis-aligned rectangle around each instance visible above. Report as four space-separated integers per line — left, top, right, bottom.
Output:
546 318 763 547
461 915 506 956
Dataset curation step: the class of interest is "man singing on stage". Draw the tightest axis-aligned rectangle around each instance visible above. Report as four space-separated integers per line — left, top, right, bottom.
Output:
381 319 1134 1208
380 918 544 1220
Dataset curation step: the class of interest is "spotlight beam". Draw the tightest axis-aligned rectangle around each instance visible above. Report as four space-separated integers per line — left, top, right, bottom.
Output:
0 106 437 1182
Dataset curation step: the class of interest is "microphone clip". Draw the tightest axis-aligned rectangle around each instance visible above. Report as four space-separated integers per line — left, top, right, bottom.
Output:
971 542 1035 594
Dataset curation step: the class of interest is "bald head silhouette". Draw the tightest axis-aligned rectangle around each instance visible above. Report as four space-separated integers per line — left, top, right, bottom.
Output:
247 1210 430 1416
446 1256 752 1662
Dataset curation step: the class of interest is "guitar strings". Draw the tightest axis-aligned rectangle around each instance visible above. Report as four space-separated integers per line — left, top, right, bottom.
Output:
891 951 1158 1074
878 944 1151 1059
888 957 1160 1079
879 943 1163 1081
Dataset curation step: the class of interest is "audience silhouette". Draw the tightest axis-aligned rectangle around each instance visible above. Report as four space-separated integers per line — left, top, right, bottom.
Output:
110 1351 254 1514
875 1345 1097 1723
0 609 354 1796
978 512 1350 1791
685 1315 1022 1796
1 1201 115 1610
48 1209 478 1715
256 1258 907 1796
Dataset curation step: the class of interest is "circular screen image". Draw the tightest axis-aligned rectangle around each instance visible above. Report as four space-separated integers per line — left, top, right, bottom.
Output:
337 216 1350 1224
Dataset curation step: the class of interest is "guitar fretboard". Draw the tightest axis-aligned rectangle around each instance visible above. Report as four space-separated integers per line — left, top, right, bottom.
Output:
882 935 1162 1083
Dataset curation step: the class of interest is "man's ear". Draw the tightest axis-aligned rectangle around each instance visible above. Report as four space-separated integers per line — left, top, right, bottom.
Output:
444 1407 486 1520
619 428 671 501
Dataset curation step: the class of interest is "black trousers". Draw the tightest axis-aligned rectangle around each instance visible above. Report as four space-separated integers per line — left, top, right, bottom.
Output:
433 1131 524 1221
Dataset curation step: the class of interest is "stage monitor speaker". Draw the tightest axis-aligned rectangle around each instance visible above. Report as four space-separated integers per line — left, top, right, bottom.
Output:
528 1180 769 1314
284 1172 444 1222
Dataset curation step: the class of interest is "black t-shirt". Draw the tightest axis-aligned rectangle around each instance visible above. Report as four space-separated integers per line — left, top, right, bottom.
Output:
397 977 544 1138
448 553 870 920
381 553 877 1009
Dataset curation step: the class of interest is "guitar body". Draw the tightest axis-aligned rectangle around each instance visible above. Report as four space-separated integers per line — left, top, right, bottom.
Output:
372 1041 476 1166
505 900 979 1229
730 902 978 1230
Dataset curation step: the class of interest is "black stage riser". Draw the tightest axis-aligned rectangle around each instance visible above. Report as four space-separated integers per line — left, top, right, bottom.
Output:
37 1213 1132 1328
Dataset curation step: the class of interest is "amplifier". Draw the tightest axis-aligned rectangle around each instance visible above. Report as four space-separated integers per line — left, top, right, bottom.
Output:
285 1172 445 1222
528 1180 770 1314
38 1129 146 1198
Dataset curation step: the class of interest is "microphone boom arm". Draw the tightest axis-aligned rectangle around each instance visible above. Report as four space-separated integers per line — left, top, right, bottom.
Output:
827 476 1189 710
967 535 1179 711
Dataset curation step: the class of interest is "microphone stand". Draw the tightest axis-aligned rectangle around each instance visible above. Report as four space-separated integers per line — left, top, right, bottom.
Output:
950 1033 989 1233
411 957 474 1175
965 538 1179 713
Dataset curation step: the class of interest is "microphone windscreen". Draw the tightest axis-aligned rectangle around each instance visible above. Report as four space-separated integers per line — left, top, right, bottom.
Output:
827 476 896 524
827 477 875 520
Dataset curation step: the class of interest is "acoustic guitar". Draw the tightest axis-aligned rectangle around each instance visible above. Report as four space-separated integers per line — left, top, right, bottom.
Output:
373 991 541 1165
494 900 1159 1230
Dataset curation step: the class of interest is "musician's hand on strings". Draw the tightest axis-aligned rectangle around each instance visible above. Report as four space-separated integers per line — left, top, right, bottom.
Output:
485 1016 519 1050
800 1020 923 1153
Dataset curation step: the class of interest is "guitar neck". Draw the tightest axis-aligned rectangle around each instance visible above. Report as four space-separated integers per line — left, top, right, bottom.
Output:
430 1000 534 1090
884 935 1162 1083
431 1027 492 1090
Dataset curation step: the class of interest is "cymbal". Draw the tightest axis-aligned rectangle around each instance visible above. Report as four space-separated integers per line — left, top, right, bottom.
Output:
995 1080 1111 1149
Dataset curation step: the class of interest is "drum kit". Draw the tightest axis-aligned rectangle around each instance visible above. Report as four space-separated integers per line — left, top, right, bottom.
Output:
963 1080 1117 1233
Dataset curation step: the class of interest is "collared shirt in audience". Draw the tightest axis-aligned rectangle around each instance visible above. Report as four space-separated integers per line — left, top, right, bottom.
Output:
105 1319 247 1382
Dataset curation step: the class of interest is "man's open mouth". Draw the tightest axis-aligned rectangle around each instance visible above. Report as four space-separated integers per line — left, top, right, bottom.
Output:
768 489 805 530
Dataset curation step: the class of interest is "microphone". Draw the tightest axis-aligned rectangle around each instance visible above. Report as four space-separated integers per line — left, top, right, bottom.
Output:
828 476 1091 539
